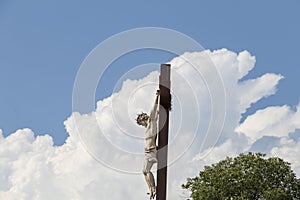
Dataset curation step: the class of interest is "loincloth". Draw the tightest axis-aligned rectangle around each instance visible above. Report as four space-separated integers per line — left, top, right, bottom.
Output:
145 146 158 153
144 147 158 162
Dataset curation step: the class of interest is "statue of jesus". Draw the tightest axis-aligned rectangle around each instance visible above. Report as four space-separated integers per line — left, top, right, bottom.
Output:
136 90 160 199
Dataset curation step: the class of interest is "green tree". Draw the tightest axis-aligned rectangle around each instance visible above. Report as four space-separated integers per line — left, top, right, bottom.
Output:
182 152 300 200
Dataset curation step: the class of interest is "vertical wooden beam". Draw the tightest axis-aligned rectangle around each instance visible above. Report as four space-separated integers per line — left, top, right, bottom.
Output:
157 64 171 200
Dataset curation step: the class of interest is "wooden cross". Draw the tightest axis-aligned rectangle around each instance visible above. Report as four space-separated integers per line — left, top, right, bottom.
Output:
156 64 171 200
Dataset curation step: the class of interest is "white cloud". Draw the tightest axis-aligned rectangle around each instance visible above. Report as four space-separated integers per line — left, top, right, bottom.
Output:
236 103 300 144
0 128 147 200
1 48 298 199
238 73 283 113
192 134 248 165
270 137 300 176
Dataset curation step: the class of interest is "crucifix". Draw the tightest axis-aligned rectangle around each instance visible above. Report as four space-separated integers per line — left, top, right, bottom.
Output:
136 64 171 200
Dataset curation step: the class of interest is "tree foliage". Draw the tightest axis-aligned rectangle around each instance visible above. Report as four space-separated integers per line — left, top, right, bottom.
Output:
182 152 300 200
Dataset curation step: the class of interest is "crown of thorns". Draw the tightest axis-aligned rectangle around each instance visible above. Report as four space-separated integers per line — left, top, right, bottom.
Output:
136 112 149 125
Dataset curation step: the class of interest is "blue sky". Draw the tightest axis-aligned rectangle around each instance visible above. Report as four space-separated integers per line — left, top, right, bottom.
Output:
1 0 299 145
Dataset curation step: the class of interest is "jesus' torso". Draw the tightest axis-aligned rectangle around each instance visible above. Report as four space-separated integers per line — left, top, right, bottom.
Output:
145 117 157 151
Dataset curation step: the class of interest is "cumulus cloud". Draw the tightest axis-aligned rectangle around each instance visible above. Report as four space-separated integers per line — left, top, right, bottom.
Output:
236 103 300 144
1 48 298 199
270 136 300 176
0 128 147 199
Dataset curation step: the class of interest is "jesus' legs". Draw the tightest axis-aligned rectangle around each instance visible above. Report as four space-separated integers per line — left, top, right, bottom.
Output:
143 160 156 199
